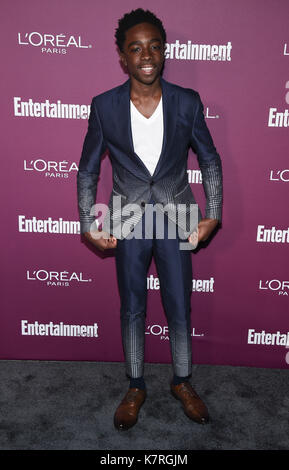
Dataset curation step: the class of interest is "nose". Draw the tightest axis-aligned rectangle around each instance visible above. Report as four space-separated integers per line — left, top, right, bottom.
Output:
141 46 152 61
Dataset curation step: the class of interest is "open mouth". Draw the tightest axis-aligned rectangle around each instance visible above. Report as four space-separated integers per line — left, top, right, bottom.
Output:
139 65 155 74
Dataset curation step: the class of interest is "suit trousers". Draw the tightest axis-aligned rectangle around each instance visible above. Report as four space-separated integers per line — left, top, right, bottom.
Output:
115 201 193 378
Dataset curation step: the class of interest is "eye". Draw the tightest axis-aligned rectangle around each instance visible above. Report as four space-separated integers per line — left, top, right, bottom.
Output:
130 46 141 53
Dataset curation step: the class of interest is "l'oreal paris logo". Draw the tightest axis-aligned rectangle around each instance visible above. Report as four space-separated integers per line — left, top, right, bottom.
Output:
24 158 78 179
145 324 204 340
204 107 219 119
259 279 289 296
26 269 92 287
269 169 289 182
18 32 92 53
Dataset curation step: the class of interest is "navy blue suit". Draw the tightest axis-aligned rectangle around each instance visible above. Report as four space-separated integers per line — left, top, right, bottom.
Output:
77 77 223 378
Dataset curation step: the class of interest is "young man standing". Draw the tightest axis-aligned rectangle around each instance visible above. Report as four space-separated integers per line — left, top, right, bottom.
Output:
77 9 222 430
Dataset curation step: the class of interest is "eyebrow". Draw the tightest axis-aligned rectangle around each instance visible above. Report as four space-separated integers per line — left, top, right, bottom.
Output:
127 38 162 48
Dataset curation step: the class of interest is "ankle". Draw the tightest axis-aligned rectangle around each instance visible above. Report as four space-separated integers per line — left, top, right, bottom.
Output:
130 376 146 390
172 374 189 386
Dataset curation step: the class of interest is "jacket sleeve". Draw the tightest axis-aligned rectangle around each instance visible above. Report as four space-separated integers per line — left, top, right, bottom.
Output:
77 98 107 234
190 92 223 222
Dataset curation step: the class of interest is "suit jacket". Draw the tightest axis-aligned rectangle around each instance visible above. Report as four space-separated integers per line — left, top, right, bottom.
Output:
77 77 223 239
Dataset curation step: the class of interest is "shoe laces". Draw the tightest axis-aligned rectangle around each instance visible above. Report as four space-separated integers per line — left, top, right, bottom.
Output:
179 383 197 399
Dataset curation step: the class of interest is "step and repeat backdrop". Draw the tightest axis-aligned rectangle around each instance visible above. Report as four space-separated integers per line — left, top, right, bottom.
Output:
1 0 288 369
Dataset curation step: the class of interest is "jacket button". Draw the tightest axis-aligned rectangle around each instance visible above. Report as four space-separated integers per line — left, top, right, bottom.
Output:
150 180 154 186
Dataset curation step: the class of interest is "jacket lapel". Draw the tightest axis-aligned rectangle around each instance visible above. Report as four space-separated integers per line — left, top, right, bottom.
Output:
114 80 134 158
115 79 151 177
152 77 178 178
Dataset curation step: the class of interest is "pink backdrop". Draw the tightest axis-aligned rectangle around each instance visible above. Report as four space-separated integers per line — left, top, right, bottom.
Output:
1 0 288 368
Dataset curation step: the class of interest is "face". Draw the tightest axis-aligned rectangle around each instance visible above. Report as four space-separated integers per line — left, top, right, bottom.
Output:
119 22 165 86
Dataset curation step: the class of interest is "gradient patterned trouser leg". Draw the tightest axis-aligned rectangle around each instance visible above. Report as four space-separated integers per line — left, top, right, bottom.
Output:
115 208 193 378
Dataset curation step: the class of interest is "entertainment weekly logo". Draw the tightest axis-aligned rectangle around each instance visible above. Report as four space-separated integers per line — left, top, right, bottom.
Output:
24 158 78 179
18 215 80 235
248 329 289 367
187 169 202 184
267 81 289 127
147 274 215 292
17 31 92 54
145 324 204 341
21 320 99 338
165 40 232 61
248 329 289 348
256 225 289 243
14 97 90 120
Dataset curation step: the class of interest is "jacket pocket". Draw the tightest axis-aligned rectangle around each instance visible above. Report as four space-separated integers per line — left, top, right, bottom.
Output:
174 184 190 198
174 184 196 205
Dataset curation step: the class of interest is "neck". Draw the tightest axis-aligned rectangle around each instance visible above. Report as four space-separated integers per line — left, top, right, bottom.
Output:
130 76 162 100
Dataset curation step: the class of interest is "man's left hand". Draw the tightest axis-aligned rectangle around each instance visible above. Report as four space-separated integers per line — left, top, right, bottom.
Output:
188 218 219 247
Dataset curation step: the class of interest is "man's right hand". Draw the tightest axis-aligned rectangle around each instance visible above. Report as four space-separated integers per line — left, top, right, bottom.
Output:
84 231 117 251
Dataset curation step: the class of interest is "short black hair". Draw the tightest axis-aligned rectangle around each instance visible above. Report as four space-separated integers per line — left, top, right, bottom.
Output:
115 8 166 52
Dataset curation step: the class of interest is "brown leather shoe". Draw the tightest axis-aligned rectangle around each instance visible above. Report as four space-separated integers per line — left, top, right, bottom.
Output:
171 382 209 424
114 388 146 430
